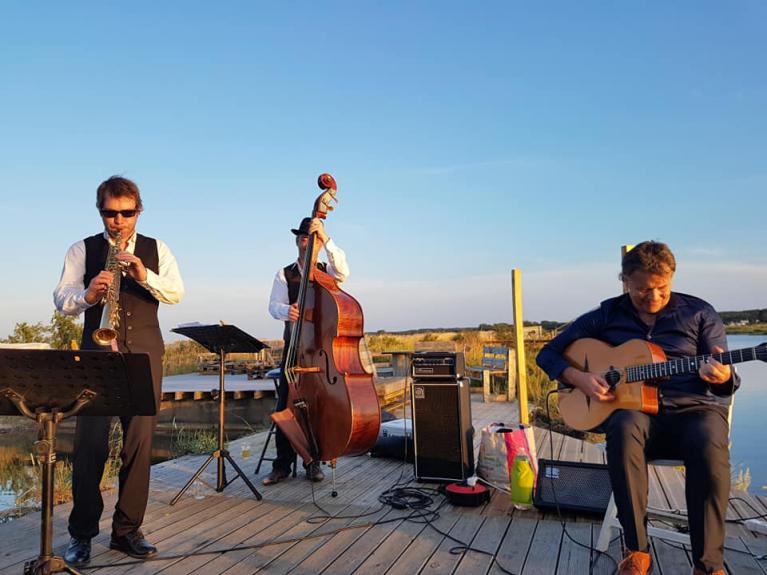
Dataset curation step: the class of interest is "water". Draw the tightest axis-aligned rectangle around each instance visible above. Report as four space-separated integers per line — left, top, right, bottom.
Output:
0 423 256 515
727 334 767 491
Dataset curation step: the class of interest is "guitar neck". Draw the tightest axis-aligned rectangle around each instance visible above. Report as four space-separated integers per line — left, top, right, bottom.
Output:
625 346 763 383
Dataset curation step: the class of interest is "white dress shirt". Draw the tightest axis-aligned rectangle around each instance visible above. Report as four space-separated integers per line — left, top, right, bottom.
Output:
54 231 185 316
268 238 349 321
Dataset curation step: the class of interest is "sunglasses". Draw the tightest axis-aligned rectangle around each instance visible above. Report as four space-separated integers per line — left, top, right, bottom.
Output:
100 209 139 218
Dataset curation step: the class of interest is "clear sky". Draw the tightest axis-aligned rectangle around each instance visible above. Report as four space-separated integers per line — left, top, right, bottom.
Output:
1 1 765 341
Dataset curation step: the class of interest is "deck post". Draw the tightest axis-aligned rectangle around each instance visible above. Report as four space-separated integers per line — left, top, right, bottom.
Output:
621 244 634 293
482 369 492 402
511 268 529 424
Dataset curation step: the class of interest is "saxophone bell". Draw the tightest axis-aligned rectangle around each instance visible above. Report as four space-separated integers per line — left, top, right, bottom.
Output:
93 304 118 346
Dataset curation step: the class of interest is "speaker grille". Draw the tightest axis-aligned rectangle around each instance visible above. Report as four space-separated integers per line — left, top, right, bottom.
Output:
533 459 612 514
411 380 473 482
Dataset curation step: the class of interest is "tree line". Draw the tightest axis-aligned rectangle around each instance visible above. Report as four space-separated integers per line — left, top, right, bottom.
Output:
1 312 83 350
4 309 764 351
719 309 767 324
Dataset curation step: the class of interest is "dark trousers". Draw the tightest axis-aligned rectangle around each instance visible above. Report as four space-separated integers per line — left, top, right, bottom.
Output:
68 414 157 539
605 406 730 573
272 368 300 473
68 341 162 540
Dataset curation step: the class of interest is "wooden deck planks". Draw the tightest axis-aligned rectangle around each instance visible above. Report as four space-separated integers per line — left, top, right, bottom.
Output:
417 509 485 575
286 505 394 574
555 521 592 575
487 515 536 575
319 510 412 575
722 536 767 575
521 519 563 574
589 523 623 575
3 396 766 575
385 507 464 575
651 535 692 574
452 515 509 575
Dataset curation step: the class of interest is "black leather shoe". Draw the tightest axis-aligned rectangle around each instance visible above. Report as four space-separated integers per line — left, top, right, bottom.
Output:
64 537 91 567
109 531 157 559
306 462 325 482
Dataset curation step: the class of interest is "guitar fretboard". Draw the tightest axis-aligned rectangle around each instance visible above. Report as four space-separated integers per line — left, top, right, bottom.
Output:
624 346 765 383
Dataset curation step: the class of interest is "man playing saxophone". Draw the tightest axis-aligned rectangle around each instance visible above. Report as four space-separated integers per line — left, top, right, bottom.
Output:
53 176 184 567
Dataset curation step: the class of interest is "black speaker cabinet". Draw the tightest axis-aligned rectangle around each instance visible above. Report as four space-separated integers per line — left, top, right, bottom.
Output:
411 378 474 482
533 459 612 515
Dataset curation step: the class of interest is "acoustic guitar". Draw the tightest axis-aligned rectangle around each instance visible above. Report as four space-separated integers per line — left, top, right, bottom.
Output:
557 338 767 431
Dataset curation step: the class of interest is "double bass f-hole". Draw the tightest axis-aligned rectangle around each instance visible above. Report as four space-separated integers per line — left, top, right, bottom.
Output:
318 349 338 385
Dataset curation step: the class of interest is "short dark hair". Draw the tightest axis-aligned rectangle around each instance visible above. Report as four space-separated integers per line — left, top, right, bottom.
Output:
620 241 676 280
96 176 143 211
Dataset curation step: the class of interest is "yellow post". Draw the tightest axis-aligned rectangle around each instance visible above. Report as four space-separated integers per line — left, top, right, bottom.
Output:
511 268 529 424
621 244 634 293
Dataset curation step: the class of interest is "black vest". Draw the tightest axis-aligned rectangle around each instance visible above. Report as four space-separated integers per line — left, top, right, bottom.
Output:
82 233 164 355
282 262 327 344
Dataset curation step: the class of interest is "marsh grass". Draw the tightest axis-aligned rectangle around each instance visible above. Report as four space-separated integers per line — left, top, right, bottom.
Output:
732 464 752 491
0 421 122 520
169 422 219 457
725 323 767 335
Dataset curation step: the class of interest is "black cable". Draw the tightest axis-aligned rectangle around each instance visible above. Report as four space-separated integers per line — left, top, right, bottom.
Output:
726 496 767 522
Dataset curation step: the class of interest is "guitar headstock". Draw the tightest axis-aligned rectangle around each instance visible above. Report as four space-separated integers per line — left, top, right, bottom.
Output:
312 173 338 220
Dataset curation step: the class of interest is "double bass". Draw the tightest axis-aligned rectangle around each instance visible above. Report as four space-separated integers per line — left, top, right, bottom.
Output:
271 174 381 472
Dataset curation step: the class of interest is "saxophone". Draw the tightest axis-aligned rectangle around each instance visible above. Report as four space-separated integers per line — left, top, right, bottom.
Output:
92 232 124 347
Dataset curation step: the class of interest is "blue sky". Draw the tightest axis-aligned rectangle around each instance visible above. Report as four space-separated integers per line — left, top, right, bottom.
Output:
1 1 765 341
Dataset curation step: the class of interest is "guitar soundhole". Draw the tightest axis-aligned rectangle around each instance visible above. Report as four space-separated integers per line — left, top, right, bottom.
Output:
605 368 621 388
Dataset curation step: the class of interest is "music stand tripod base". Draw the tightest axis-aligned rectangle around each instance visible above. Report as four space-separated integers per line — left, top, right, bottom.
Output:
0 348 155 575
169 324 266 504
8 390 92 575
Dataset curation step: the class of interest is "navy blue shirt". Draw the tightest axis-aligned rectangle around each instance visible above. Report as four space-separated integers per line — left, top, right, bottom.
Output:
536 292 739 410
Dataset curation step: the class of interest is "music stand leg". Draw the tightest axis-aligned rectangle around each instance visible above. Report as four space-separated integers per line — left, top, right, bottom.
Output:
220 450 262 498
216 350 228 490
169 452 215 506
170 350 262 504
24 415 84 575
0 389 94 575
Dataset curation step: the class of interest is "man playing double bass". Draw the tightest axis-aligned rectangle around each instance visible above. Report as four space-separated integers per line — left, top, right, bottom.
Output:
536 241 738 575
263 216 350 485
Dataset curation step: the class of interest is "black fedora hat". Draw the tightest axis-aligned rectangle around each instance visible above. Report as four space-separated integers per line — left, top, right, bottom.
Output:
291 217 312 236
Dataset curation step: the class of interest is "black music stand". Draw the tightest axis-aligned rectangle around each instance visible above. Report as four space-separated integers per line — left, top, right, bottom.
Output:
169 324 267 504
0 348 155 575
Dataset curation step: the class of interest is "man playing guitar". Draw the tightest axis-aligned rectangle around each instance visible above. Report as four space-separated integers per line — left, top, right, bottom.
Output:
537 241 738 575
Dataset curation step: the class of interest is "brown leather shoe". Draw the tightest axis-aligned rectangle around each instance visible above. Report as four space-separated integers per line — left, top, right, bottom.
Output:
262 468 290 486
306 462 325 482
692 568 724 575
618 550 652 575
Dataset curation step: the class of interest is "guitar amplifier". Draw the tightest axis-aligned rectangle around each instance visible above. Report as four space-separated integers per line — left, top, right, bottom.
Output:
411 378 474 482
533 459 612 514
411 351 465 379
